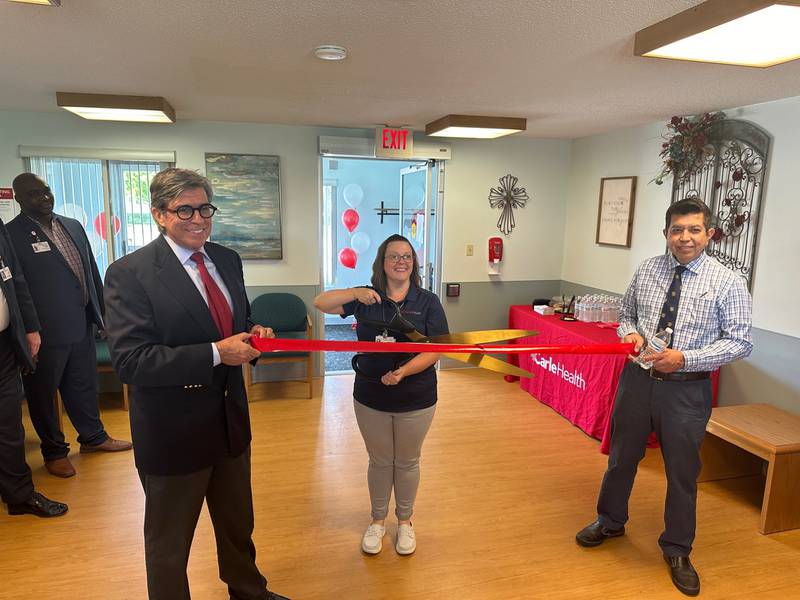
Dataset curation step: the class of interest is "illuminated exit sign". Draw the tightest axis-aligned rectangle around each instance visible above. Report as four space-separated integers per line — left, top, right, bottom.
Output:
375 126 413 158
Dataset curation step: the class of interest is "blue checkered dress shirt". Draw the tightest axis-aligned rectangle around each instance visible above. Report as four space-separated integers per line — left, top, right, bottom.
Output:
617 252 753 372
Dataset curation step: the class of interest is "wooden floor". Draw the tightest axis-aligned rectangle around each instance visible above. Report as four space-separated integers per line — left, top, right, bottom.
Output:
1 369 799 599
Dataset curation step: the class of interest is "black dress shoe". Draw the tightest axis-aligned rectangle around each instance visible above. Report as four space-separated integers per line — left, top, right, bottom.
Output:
575 519 625 547
266 592 290 600
664 555 700 596
8 491 68 518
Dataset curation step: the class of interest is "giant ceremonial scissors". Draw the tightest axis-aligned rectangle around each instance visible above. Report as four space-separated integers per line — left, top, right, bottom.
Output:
351 297 539 379
250 297 635 378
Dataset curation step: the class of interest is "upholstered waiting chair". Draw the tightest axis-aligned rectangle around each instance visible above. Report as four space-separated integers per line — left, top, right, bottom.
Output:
245 292 313 399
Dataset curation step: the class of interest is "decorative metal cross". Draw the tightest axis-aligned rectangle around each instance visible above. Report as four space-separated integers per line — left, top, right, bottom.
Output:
488 174 529 235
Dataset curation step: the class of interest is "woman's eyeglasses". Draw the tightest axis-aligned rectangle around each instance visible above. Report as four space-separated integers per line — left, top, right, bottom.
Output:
164 203 218 220
385 253 413 263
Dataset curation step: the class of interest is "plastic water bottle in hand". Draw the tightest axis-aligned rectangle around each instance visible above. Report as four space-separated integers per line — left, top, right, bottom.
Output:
633 327 673 369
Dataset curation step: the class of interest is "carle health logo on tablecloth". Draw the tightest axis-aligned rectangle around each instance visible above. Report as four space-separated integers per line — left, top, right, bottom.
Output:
530 354 587 390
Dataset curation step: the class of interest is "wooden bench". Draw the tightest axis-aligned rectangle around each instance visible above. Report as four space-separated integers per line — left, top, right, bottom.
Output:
698 404 800 534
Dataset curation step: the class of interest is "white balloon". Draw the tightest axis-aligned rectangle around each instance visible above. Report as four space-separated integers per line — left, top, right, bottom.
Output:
407 185 425 208
86 230 105 257
59 203 88 226
351 231 370 254
343 183 364 208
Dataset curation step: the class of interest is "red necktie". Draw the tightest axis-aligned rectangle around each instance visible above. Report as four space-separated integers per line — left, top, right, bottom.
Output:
190 252 233 339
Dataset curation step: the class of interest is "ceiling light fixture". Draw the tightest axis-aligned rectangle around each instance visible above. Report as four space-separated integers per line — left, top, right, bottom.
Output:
56 92 176 123
425 114 526 139
635 0 800 67
8 0 61 5
314 45 347 61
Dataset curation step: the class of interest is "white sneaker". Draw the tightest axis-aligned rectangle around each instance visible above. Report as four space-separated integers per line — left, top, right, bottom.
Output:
396 523 416 555
361 523 386 554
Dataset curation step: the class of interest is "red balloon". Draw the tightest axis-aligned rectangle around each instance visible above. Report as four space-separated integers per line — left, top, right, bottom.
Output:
93 212 122 241
338 247 357 269
342 208 359 233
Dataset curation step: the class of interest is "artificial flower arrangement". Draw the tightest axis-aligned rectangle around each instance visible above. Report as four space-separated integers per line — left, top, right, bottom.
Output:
653 111 726 185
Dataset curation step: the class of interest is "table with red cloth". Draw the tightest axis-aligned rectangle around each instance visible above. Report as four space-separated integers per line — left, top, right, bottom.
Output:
507 305 718 454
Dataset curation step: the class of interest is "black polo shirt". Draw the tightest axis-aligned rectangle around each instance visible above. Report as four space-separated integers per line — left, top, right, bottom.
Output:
342 285 449 413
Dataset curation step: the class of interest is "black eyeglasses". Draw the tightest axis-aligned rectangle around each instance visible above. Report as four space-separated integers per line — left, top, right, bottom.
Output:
164 203 218 220
385 253 414 263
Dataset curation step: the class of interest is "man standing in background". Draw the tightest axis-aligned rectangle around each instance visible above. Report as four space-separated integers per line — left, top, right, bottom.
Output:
8 173 131 478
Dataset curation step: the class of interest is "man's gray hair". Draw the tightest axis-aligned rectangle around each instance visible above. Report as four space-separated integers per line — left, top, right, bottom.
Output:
150 168 213 211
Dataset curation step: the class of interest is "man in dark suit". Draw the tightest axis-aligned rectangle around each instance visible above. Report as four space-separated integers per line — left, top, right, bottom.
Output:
0 218 67 517
8 174 131 478
104 168 288 600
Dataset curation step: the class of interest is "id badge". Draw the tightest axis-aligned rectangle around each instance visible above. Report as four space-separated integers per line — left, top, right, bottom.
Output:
32 241 51 253
0 266 11 281
375 329 396 343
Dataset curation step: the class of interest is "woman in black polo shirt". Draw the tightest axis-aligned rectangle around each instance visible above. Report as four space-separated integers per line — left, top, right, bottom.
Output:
314 234 448 556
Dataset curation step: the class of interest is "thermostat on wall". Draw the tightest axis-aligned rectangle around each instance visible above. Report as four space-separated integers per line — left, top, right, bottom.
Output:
446 283 460 297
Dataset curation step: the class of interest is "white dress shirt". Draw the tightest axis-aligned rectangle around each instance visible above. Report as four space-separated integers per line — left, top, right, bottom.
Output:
162 235 234 366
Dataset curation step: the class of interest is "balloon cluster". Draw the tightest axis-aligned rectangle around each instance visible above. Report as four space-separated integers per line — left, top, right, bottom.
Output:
338 183 371 269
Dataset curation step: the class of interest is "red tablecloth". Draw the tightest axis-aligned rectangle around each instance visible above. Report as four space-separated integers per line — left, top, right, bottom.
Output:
507 306 718 454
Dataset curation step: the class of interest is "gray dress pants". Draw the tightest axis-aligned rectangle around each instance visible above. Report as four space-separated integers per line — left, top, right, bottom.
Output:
353 399 436 521
596 363 712 557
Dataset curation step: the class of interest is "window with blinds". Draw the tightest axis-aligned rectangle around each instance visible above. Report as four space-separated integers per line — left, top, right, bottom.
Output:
26 156 171 276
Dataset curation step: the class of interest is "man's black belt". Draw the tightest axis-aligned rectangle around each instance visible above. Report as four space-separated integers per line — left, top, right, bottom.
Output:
648 368 710 382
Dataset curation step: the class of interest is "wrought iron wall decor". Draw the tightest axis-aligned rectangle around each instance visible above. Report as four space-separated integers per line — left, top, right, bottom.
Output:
488 174 529 235
670 119 769 290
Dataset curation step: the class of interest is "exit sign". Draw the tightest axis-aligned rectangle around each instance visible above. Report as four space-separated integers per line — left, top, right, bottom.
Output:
375 126 413 158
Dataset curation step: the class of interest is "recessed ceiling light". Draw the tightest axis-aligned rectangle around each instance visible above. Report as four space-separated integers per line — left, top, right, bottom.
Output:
8 0 60 5
425 115 527 139
56 92 176 123
635 0 800 67
314 45 347 61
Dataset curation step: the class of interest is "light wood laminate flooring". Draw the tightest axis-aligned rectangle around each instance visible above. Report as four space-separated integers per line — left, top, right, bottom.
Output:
1 370 798 599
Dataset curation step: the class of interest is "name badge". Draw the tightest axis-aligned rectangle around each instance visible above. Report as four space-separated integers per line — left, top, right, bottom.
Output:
375 330 396 343
32 241 51 253
0 266 11 281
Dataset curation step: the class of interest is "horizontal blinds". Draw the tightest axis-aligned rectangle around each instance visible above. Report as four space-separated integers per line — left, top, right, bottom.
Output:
19 145 175 162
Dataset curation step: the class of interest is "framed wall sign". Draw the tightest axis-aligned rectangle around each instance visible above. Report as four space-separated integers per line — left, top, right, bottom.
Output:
596 176 636 248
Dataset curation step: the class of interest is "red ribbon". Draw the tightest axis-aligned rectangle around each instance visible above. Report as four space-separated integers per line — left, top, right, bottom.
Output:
251 336 635 355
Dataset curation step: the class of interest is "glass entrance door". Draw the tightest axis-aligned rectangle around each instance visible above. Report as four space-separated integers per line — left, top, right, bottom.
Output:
399 161 439 290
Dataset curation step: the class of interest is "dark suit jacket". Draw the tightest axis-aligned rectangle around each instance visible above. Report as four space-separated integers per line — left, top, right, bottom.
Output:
104 235 253 476
6 213 104 346
0 219 40 371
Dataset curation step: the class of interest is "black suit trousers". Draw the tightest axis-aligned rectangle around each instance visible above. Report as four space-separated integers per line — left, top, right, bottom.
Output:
22 323 107 460
596 362 712 557
138 447 268 600
0 330 34 505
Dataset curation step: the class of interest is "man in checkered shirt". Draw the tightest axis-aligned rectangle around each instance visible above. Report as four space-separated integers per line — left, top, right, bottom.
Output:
576 198 752 597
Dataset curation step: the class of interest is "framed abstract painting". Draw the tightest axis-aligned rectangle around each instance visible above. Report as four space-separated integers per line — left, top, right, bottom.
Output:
205 152 282 259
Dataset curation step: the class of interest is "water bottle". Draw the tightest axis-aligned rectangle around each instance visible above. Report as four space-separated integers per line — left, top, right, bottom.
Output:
590 295 601 322
633 327 673 369
578 296 586 321
601 296 613 323
610 297 621 323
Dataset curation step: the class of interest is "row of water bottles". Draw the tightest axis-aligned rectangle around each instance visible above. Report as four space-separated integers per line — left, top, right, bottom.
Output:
574 295 622 323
